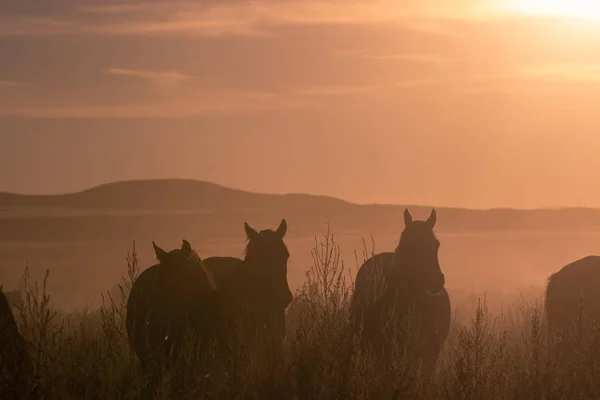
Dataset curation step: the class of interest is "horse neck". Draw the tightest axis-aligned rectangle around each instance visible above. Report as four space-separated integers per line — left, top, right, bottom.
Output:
229 257 260 301
390 248 422 292
238 256 284 307
393 245 411 271
243 252 274 276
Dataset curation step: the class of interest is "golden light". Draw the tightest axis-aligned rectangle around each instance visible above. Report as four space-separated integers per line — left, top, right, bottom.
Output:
502 0 600 19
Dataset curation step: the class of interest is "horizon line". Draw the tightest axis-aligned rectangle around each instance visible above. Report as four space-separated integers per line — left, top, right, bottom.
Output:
0 177 596 212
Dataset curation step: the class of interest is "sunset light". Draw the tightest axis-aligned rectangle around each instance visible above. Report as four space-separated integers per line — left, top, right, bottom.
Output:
502 0 600 19
9 0 600 397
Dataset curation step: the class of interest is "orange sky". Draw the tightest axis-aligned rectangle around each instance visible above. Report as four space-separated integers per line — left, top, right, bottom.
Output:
2 0 600 209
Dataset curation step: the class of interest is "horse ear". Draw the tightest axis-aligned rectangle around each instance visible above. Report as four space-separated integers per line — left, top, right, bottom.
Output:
244 222 259 240
404 209 413 227
276 219 287 238
181 239 192 259
426 208 437 229
153 241 168 262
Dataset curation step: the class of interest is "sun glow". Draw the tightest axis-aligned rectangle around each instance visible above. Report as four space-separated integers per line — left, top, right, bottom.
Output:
502 0 600 19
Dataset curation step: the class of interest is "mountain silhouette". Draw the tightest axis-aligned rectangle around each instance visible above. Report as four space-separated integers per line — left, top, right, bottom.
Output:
0 179 357 211
1 179 600 234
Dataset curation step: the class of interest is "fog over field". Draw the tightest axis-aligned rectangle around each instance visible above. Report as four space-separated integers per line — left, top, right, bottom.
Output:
1 179 598 314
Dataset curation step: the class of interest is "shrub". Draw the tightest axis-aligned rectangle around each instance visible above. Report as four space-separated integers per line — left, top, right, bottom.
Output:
6 228 600 399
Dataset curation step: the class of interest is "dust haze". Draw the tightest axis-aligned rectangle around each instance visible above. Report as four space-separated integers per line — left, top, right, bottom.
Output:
0 179 596 316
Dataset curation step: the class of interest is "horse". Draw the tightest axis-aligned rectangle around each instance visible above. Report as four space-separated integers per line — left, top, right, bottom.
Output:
349 208 451 378
202 219 293 348
0 287 30 399
546 255 600 336
125 239 218 377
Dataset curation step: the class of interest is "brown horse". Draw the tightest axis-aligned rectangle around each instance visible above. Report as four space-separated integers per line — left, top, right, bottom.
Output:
546 255 600 335
349 209 451 377
202 219 294 345
0 287 30 399
125 239 218 376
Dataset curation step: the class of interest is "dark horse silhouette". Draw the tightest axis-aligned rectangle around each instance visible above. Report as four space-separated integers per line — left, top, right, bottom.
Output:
349 209 451 377
126 220 293 392
126 239 218 377
546 255 600 335
0 287 30 400
202 219 293 344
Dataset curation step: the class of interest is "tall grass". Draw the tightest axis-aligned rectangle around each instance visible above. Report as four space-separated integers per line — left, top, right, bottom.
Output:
5 227 600 399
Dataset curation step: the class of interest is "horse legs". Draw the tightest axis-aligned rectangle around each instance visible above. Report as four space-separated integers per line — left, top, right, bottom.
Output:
136 339 178 400
421 345 441 382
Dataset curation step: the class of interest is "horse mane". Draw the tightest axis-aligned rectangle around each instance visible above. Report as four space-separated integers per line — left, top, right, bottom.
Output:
190 249 201 263
191 249 217 291
243 231 264 256
244 232 259 257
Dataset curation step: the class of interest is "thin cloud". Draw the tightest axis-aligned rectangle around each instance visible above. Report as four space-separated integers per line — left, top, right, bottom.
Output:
105 68 199 84
0 78 445 119
518 63 600 83
295 74 542 96
0 76 495 120
78 3 166 14
365 53 452 64
0 0 474 38
292 79 444 97
0 89 315 119
293 84 381 97
0 16 73 36
0 80 29 88
8 63 592 119
334 49 453 65
438 70 600 95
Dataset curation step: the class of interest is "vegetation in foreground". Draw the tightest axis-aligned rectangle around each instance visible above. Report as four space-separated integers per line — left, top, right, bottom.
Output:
5 227 600 399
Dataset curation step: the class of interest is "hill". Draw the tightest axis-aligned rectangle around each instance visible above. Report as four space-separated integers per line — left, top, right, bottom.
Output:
1 179 600 236
0 179 356 211
1 179 600 311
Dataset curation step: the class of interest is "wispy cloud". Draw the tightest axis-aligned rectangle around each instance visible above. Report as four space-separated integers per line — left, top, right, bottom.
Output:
0 73 514 119
0 77 448 118
3 69 581 119
77 3 167 15
105 68 199 84
292 79 446 97
0 16 70 36
365 53 452 64
334 49 453 65
0 80 29 88
292 84 381 97
0 89 314 119
0 0 474 38
518 63 600 83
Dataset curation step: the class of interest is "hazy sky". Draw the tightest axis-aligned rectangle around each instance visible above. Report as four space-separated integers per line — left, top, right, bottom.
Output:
2 0 600 209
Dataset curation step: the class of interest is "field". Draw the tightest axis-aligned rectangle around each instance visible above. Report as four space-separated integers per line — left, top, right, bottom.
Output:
5 227 600 399
3 181 600 398
2 216 599 314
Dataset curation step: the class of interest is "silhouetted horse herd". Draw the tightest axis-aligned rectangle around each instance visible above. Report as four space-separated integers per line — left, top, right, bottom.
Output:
2 209 600 397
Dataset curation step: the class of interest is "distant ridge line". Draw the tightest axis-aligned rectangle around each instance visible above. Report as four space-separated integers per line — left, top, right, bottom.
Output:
0 178 597 212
